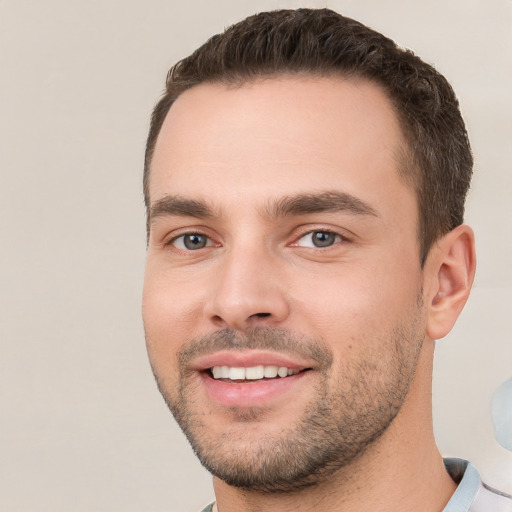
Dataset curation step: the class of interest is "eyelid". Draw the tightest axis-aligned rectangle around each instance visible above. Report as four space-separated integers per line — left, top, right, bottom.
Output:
162 227 220 250
172 233 214 250
289 226 352 248
159 224 352 250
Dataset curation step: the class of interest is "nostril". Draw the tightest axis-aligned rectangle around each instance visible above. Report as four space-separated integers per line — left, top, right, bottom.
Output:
252 312 271 318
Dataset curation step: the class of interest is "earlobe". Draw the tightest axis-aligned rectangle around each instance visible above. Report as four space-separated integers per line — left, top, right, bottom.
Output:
425 225 476 340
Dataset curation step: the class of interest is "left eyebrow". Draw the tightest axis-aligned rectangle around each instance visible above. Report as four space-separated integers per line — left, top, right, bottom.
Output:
263 191 378 219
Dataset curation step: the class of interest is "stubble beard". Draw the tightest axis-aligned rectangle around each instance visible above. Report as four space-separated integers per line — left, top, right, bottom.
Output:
149 318 424 494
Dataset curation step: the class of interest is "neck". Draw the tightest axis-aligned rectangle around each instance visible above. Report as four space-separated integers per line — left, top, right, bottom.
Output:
212 342 457 512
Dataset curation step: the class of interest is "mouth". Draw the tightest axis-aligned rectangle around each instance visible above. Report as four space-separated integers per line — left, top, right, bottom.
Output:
209 364 308 382
192 353 314 408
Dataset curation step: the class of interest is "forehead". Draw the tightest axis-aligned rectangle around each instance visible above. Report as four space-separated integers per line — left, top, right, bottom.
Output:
149 75 412 217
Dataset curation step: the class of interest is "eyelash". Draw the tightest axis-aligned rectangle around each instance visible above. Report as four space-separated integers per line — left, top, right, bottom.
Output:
292 228 349 249
165 227 349 253
165 231 217 251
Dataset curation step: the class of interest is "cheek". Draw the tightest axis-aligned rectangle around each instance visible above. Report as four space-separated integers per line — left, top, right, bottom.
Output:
289 258 422 346
142 267 203 371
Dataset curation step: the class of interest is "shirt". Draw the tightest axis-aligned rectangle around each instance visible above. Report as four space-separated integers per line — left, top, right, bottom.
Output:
443 458 512 512
200 458 512 512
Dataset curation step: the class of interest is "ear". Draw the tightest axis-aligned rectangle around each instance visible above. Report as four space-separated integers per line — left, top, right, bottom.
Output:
425 224 476 340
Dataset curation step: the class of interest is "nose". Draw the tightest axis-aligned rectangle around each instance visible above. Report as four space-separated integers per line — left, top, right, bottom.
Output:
204 243 290 331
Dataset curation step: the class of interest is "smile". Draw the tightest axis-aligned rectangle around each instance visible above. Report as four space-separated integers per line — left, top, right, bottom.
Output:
190 350 316 407
211 365 301 380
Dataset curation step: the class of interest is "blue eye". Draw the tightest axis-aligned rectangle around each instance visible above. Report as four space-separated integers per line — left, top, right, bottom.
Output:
297 231 342 248
172 233 211 250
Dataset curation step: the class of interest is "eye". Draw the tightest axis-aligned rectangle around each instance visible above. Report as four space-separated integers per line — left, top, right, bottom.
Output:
171 233 213 250
295 230 343 248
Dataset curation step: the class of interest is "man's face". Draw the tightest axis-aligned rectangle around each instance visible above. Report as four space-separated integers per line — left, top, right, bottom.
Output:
143 76 428 491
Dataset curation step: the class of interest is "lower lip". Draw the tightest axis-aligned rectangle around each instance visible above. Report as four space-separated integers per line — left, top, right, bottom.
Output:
199 371 309 408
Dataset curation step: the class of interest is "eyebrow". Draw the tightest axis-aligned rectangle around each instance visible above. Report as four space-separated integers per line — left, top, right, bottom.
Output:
264 191 378 219
148 190 378 224
149 195 218 221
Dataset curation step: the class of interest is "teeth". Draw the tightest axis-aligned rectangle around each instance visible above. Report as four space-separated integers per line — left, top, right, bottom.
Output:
211 365 300 381
245 365 264 380
229 367 246 380
277 367 288 378
264 366 278 378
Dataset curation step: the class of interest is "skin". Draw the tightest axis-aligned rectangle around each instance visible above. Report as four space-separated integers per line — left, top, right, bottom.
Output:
142 76 476 511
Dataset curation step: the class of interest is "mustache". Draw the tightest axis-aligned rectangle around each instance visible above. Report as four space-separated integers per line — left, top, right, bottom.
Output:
178 327 333 369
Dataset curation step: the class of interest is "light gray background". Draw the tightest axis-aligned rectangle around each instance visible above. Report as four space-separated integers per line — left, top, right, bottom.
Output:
1 1 511 510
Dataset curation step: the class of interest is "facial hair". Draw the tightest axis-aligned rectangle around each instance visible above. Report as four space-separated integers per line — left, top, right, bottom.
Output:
150 317 424 494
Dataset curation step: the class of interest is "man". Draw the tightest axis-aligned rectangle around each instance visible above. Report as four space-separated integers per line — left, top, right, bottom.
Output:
141 8 512 512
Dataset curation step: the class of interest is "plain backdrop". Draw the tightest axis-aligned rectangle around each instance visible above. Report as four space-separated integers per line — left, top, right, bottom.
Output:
1 1 511 510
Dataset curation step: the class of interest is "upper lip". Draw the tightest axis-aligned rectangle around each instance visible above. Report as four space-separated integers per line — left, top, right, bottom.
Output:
191 350 315 372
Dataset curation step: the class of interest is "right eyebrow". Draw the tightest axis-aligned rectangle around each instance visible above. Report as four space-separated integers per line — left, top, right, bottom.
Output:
149 195 218 222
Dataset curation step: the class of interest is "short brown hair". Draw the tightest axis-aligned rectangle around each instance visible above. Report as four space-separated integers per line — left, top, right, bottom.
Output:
144 8 472 265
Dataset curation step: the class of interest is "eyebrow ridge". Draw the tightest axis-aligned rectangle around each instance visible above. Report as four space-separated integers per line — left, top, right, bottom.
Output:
149 195 217 221
265 191 378 219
